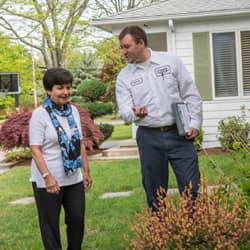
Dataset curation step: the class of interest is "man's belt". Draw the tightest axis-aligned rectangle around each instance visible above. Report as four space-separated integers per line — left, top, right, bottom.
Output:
139 124 177 132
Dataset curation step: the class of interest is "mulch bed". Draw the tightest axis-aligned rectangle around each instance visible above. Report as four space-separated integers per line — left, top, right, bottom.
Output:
198 147 227 156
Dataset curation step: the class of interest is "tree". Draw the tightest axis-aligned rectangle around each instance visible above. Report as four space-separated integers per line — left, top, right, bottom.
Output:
67 50 101 85
94 37 126 103
0 0 90 68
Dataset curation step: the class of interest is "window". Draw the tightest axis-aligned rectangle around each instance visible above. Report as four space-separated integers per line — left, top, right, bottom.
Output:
0 73 20 93
212 30 250 98
212 32 238 97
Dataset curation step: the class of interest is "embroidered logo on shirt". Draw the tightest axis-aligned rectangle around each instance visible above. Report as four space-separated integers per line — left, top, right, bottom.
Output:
130 77 143 86
154 65 171 78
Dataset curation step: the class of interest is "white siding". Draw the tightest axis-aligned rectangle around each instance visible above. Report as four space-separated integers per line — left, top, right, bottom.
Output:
202 99 250 148
171 17 250 148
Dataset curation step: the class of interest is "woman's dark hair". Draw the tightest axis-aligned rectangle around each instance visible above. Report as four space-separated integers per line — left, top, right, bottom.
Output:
119 25 148 47
43 68 73 91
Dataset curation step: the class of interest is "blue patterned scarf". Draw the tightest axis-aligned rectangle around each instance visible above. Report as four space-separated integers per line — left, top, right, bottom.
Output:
43 97 82 176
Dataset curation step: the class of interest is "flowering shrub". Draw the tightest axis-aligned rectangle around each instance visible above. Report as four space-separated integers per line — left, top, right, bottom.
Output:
0 105 104 152
126 177 250 249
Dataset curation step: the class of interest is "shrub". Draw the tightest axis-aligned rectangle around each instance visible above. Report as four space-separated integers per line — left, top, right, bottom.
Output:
0 107 31 150
194 129 204 151
0 105 104 152
77 102 113 119
126 177 250 249
97 123 114 140
5 148 32 162
76 79 106 102
74 104 104 151
218 106 250 150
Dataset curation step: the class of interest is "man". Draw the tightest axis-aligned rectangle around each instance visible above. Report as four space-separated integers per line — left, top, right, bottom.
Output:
116 25 202 209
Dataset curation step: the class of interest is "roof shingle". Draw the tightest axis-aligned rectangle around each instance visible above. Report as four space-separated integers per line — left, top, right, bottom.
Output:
91 0 250 26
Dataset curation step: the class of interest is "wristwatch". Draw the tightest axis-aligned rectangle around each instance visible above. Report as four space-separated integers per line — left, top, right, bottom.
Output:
42 172 50 179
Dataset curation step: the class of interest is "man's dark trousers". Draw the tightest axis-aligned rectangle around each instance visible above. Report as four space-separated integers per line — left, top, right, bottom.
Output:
136 126 200 208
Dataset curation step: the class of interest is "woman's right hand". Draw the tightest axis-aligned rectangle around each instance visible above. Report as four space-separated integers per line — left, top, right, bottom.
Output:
44 174 60 194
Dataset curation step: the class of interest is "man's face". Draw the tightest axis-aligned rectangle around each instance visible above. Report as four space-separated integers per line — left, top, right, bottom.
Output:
120 34 145 63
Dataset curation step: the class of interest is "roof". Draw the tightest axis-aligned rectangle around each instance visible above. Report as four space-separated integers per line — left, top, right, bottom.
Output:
91 0 250 31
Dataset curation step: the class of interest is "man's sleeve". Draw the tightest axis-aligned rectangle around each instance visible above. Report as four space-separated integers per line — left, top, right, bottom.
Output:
176 57 203 129
116 77 140 123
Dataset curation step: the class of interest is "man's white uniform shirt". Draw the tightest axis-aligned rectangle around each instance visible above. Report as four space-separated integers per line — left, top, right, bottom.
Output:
116 50 202 129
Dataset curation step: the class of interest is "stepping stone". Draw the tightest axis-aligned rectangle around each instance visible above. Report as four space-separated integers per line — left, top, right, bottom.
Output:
100 191 132 199
10 197 35 205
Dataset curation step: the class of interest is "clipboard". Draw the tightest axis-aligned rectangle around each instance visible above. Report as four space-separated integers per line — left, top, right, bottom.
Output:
172 102 190 136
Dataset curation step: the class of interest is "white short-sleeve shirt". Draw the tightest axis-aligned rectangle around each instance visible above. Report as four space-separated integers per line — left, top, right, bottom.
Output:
29 105 83 188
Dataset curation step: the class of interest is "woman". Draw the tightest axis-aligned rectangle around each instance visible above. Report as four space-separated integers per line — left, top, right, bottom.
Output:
29 68 92 250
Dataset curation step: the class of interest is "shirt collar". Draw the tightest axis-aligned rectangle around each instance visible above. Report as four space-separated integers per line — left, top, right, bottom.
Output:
130 49 160 73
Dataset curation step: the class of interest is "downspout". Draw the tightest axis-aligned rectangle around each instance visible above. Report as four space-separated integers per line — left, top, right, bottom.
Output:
168 19 176 52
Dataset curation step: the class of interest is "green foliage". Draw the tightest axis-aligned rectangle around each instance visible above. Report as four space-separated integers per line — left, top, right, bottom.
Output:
76 79 106 102
217 106 250 150
0 1 90 68
97 123 114 140
0 95 14 110
4 148 31 162
67 50 101 85
0 34 32 99
93 37 127 102
194 129 204 151
127 177 250 249
228 144 250 195
78 102 113 119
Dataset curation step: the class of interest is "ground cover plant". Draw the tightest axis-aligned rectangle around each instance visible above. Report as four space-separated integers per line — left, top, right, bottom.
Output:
0 154 249 249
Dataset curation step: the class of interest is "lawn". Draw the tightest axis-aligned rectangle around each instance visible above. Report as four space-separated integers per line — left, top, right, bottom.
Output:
109 123 132 140
0 154 249 249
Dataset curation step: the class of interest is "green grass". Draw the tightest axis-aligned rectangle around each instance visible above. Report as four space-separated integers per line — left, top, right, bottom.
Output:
109 123 132 140
0 154 249 249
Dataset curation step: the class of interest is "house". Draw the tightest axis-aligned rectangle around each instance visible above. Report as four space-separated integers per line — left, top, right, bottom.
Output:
91 0 250 148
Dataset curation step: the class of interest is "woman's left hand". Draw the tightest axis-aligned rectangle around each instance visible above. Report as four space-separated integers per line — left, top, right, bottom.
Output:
83 172 92 189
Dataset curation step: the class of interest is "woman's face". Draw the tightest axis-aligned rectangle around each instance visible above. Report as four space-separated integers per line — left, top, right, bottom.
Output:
47 83 72 106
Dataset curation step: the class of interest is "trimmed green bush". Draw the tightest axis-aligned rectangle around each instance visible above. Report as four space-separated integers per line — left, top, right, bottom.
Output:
97 123 114 140
76 79 106 102
78 102 113 119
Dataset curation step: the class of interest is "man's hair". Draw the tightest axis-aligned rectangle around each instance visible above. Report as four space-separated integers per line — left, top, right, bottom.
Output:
43 68 73 91
119 25 148 47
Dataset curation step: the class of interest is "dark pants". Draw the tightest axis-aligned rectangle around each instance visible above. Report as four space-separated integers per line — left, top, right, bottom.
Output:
32 182 85 250
136 127 200 208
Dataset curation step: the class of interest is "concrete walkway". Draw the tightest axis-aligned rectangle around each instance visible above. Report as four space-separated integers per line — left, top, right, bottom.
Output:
0 151 10 175
88 139 139 161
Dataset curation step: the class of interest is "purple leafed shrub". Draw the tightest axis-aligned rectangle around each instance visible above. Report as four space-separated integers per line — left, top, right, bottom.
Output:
0 105 104 151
